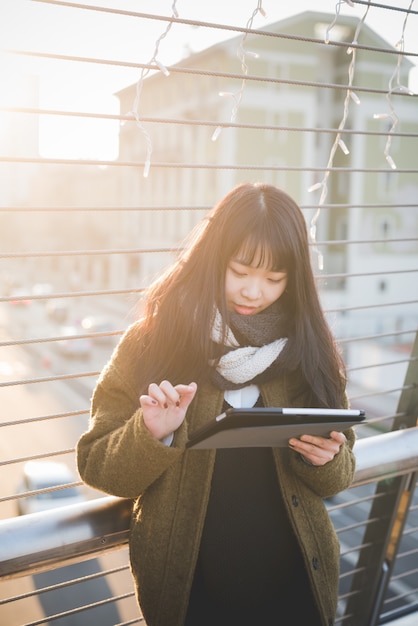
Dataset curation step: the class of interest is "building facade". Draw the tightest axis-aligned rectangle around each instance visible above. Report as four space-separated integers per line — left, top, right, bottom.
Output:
115 11 418 339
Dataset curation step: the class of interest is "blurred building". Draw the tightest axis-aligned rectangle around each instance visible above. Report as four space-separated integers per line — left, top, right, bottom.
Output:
2 11 417 340
116 10 418 338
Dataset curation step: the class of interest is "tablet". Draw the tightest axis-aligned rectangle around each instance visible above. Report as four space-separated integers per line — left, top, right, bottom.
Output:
186 407 366 449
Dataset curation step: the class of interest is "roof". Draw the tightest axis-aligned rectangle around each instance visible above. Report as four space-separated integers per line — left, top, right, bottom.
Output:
115 9 412 98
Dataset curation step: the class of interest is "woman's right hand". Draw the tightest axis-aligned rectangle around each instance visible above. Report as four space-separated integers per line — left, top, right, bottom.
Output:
139 380 197 441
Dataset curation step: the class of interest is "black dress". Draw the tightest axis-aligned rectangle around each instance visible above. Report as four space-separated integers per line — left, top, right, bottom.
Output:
185 410 322 625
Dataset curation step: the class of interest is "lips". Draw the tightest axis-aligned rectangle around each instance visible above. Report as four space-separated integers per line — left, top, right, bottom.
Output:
234 304 258 315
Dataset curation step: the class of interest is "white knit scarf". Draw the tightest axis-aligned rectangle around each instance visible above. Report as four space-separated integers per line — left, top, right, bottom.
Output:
210 309 287 386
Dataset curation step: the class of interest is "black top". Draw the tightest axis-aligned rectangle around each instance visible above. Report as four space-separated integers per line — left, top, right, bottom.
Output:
185 402 321 626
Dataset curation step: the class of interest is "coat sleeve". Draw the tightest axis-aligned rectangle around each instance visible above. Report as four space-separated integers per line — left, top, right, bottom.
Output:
76 324 187 498
288 426 357 498
285 388 357 498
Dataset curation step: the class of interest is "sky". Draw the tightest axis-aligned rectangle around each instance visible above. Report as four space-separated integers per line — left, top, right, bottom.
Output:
0 0 417 159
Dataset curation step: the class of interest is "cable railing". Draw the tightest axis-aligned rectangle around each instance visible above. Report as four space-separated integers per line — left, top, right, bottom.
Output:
1 426 418 624
2 107 418 143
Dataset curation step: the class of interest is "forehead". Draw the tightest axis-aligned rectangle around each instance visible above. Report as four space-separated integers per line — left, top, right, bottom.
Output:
233 242 285 271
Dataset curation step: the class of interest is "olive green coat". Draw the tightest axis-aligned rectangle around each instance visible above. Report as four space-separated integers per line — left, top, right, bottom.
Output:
77 322 356 626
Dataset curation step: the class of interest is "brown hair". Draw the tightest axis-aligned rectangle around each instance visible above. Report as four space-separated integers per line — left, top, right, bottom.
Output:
136 182 345 407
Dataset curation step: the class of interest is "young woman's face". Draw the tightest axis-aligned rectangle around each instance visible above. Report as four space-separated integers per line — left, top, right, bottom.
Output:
225 251 288 315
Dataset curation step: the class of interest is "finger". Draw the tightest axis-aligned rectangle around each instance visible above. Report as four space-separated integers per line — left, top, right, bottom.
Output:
148 382 170 408
329 431 347 445
299 434 328 446
159 380 182 407
174 382 197 408
139 394 158 408
289 442 335 466
289 438 338 464
299 434 342 453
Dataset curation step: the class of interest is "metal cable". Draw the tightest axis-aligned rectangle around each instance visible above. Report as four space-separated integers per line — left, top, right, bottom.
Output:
1 106 418 140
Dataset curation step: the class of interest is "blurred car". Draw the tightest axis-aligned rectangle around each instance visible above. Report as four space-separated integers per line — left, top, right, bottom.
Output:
81 315 117 345
17 461 84 515
32 282 53 302
46 299 69 323
56 325 92 359
9 288 32 306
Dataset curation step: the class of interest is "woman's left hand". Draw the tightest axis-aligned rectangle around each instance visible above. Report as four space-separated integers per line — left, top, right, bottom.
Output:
288 431 347 466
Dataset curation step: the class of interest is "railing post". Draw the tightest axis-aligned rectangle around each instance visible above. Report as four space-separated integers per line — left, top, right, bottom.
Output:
344 330 418 625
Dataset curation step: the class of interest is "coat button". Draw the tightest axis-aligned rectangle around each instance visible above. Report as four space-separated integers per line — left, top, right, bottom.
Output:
292 495 299 506
312 556 320 570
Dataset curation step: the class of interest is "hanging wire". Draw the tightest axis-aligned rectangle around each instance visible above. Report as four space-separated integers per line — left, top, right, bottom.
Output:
131 0 179 177
308 0 370 270
373 0 416 170
212 0 266 141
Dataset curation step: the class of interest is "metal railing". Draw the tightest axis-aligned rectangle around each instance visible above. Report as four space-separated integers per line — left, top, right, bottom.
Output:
1 426 418 625
0 426 417 579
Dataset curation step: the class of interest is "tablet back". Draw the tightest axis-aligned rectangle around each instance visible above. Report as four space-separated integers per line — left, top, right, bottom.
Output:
186 407 366 449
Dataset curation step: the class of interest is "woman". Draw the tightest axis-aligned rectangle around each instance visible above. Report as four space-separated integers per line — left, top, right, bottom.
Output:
77 182 356 626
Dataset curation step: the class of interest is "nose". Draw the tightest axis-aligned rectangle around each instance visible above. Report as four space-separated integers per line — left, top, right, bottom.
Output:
241 278 262 301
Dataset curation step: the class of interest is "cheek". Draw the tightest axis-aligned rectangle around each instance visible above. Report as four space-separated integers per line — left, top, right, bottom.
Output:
224 274 236 299
270 282 287 302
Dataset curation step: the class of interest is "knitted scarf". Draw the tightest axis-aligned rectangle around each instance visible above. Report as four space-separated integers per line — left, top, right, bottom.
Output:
210 300 288 390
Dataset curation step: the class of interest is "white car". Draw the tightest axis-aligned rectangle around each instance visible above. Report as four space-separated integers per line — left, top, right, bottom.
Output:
46 299 69 323
81 315 118 345
17 461 84 515
56 326 92 359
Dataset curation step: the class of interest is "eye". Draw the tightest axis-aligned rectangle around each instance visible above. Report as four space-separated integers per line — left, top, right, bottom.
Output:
267 272 287 284
228 263 247 277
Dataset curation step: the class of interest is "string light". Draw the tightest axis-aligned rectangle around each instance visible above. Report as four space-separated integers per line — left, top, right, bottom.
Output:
309 1 370 270
373 0 416 171
324 0 344 45
324 0 355 44
131 0 179 177
212 1 266 141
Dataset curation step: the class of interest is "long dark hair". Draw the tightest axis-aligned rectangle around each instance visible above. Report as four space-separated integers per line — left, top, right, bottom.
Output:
136 182 345 407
